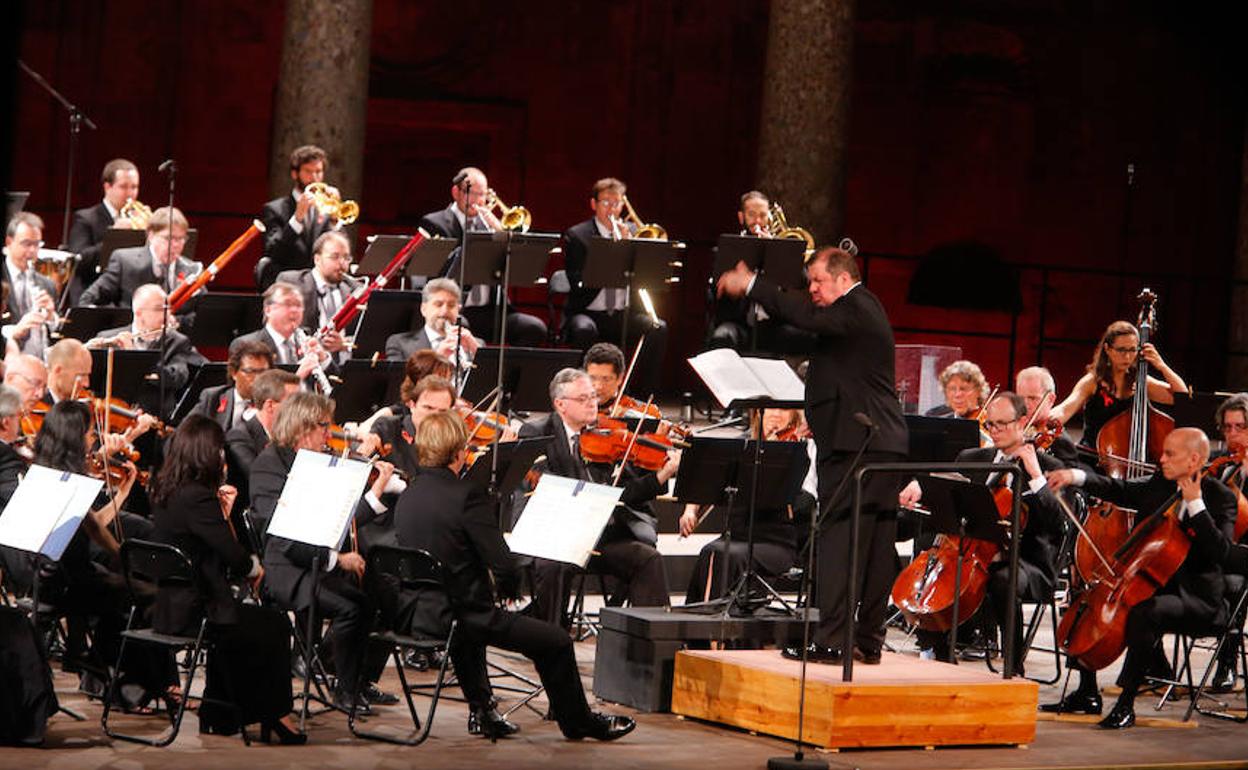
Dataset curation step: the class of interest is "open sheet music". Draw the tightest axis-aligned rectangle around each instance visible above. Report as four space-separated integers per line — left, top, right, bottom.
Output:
687 348 805 408
0 465 103 561
507 474 623 568
266 449 372 550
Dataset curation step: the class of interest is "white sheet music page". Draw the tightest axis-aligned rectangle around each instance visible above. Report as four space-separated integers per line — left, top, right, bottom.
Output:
266 449 372 549
507 474 623 567
743 356 805 403
0 465 102 559
687 348 768 408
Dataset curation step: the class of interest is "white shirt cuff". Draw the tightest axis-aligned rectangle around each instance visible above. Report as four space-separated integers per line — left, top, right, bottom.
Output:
247 554 261 579
746 274 757 294
364 490 386 513
1070 469 1087 486
1185 498 1206 518
326 550 338 571
288 214 304 234
1027 476 1048 494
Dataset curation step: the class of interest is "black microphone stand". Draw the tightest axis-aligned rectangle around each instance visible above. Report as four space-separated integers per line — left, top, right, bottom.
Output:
157 160 175 422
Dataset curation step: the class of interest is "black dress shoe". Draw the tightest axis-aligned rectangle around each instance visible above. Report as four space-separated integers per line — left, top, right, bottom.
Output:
468 706 520 740
853 646 882 665
565 712 636 741
1208 665 1237 694
362 683 399 706
260 719 308 745
332 690 371 715
781 643 842 664
1096 701 1136 729
1039 690 1102 715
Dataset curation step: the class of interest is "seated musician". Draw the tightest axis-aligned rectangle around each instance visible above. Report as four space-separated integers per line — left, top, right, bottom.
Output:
419 167 548 347
384 277 480 374
1207 392 1248 692
393 410 636 741
1045 427 1236 728
78 206 201 329
3 212 58 358
899 392 1066 674
561 178 668 396
86 284 208 414
258 144 336 289
231 281 335 387
1015 365 1081 467
355 349 454 434
66 158 141 301
225 368 299 508
518 368 676 626
0 385 38 591
678 408 811 604
1049 319 1187 454
926 359 989 419
149 415 304 743
252 391 399 711
274 230 357 364
191 338 274 432
370 374 457 481
4 353 46 416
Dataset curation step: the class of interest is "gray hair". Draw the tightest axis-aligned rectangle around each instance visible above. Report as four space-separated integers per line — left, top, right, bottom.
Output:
0 385 21 419
1015 366 1056 394
549 367 591 403
1216 393 1248 429
423 277 461 303
131 283 166 310
6 211 43 239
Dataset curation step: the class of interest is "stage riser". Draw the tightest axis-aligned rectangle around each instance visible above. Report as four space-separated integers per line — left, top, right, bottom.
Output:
671 649 1038 749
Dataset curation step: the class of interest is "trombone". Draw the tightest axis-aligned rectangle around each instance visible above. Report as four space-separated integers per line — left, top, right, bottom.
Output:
482 188 531 232
767 202 814 259
618 194 666 240
305 182 360 225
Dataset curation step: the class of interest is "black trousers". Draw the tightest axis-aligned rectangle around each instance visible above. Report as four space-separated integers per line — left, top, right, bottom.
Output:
530 540 669 628
684 538 797 605
450 610 596 737
1117 593 1215 706
565 310 668 395
461 305 548 347
312 572 386 694
199 604 294 730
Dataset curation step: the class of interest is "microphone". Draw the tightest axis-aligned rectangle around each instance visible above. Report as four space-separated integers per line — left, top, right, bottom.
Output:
853 412 876 430
158 159 177 174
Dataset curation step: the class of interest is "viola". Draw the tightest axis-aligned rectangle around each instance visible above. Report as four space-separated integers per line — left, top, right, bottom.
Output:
1027 419 1063 450
87 446 150 487
91 395 172 438
603 394 691 440
578 417 676 472
460 408 511 448
325 424 391 457
1208 450 1248 541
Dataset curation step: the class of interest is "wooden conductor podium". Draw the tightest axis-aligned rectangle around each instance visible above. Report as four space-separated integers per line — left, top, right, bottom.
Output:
671 649 1038 750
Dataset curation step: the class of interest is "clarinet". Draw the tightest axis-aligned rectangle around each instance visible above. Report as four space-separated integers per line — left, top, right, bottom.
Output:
294 328 334 395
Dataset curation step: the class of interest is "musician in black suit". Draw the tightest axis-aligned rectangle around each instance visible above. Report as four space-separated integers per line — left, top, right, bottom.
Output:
274 231 358 362
66 159 142 302
3 212 59 358
1209 394 1248 690
78 206 201 328
253 392 399 710
394 410 636 741
149 415 304 743
191 338 274 433
384 277 480 369
370 374 456 482
719 246 909 664
1046 428 1237 728
0 385 36 592
257 145 335 289
225 369 299 511
230 281 335 386
561 177 668 396
517 368 675 627
419 167 547 347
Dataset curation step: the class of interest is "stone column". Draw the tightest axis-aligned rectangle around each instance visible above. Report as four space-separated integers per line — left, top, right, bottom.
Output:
1229 123 1248 389
756 0 856 249
268 0 373 204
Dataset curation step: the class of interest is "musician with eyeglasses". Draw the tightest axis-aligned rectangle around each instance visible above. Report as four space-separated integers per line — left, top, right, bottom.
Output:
191 338 274 432
274 230 358 362
1204 392 1248 693
65 158 142 302
231 281 335 388
3 212 59 359
561 177 669 396
418 166 548 348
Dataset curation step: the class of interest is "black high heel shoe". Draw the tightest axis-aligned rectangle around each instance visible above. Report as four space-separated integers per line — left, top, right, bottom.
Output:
259 719 308 745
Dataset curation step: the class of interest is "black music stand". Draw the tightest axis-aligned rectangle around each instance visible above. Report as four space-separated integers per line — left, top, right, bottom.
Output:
455 231 557 340
405 236 460 281
462 436 553 495
912 473 1011 661
347 290 424 360
188 293 264 349
460 346 581 413
905 414 982 463
171 362 229 424
675 436 809 617
58 306 133 342
1172 391 1226 438
88 349 171 416
581 237 682 347
713 234 806 288
328 360 405 423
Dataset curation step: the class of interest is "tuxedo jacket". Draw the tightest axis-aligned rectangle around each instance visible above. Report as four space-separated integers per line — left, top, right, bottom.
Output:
192 383 239 432
260 195 333 280
384 328 433 363
78 245 200 317
65 202 114 299
2 262 57 317
225 415 269 503
273 267 362 332
417 206 463 241
370 412 421 481
517 412 662 546
151 482 254 633
1082 470 1237 624
749 279 908 460
561 218 609 314
96 324 206 395
230 327 341 375
0 442 34 591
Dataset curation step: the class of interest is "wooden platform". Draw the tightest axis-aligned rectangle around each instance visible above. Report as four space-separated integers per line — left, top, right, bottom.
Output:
671 649 1039 750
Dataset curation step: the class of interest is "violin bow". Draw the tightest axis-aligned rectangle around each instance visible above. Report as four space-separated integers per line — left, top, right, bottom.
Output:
609 338 646 419
97 348 125 544
611 394 657 487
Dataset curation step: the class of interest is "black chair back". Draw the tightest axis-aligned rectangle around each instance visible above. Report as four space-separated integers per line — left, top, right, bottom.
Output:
119 539 195 602
368 545 445 591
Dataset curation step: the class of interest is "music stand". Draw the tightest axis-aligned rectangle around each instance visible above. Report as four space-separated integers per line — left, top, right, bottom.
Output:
713 234 806 289
344 290 423 359
87 348 175 417
58 306 133 342
912 473 1011 660
5 192 29 223
905 415 982 463
1172 390 1226 438
328 360 405 423
188 293 264 349
460 346 581 413
675 436 809 616
581 237 682 347
171 362 230 424
454 231 557 340
462 436 553 495
404 236 460 281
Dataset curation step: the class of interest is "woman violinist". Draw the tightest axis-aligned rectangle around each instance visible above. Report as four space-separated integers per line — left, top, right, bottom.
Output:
1045 428 1237 728
926 360 990 419
149 415 304 743
1049 319 1187 454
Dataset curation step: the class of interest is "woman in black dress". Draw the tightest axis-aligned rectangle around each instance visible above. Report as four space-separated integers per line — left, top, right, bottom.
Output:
149 414 304 744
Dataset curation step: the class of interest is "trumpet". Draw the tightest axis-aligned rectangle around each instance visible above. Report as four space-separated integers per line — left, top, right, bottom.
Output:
767 202 815 259
304 182 360 225
118 198 153 229
620 194 666 240
482 188 531 232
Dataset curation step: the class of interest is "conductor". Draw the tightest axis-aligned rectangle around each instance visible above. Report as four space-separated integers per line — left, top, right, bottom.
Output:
718 246 908 664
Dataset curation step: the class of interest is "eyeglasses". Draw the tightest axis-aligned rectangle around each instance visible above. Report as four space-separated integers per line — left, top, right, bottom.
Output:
1222 423 1248 433
8 371 45 390
1109 346 1139 355
983 420 1016 431
15 239 44 249
595 199 622 209
559 394 597 404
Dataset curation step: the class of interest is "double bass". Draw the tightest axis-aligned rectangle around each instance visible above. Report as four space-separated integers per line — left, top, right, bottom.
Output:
1074 289 1174 583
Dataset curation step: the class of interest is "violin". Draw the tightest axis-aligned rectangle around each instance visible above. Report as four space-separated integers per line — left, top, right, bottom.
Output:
1026 418 1064 450
768 424 812 442
87 446 150 487
325 424 392 457
578 417 677 472
603 394 691 441
1207 450 1248 541
459 407 512 448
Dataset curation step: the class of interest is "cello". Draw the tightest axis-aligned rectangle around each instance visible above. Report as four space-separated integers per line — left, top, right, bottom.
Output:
1074 289 1174 583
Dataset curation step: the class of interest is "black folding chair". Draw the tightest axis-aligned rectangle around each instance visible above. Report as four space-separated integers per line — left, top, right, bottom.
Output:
1185 580 1248 722
348 545 456 746
102 539 248 747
